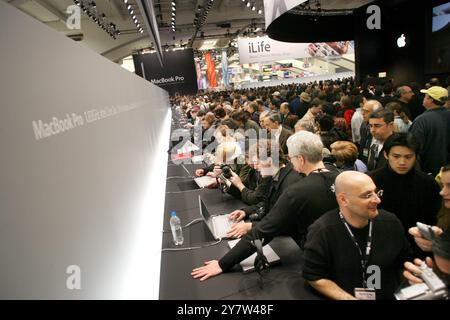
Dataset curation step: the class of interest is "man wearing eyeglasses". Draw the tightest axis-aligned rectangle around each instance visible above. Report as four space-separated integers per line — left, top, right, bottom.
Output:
303 171 411 299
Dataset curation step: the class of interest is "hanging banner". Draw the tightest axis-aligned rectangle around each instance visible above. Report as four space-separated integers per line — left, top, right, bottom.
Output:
238 35 354 64
195 60 204 90
221 50 229 86
133 48 198 95
205 52 218 88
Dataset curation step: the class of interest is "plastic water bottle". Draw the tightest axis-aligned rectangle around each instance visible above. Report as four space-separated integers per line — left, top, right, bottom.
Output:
170 211 184 245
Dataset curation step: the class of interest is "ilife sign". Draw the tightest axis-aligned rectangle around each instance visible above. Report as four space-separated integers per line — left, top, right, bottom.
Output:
248 41 271 53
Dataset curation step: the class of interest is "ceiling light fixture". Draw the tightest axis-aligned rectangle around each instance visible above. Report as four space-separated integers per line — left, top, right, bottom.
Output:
73 0 119 39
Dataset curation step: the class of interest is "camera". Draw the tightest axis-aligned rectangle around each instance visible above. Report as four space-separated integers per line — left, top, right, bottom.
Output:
395 262 448 300
220 164 232 179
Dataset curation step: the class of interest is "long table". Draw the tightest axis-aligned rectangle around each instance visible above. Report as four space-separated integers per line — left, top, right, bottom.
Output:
159 160 323 300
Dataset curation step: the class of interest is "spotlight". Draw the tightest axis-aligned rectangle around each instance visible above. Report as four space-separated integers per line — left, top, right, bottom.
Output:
258 9 262 14
246 2 250 7
130 9 134 14
252 6 255 11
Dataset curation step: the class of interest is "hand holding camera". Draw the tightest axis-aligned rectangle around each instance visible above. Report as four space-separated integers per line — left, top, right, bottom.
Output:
409 224 443 252
397 258 448 300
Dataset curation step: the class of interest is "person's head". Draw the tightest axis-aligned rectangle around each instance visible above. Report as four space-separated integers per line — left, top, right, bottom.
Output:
294 118 316 133
191 105 200 118
386 101 407 118
287 131 324 174
330 141 359 168
259 110 270 129
300 92 311 103
214 124 233 143
269 99 281 111
230 110 248 127
201 112 216 130
340 95 352 109
382 133 418 175
215 141 240 165
361 100 382 122
420 86 448 109
440 165 450 209
396 85 414 102
246 102 258 114
248 139 285 175
213 107 226 119
431 228 450 283
316 114 334 132
280 102 290 115
255 99 265 111
263 112 282 130
335 171 381 225
309 98 323 116
232 98 240 109
369 109 394 142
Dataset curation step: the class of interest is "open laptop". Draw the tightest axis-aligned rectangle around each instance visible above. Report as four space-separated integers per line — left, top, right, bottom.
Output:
194 175 216 188
198 196 234 240
228 239 281 273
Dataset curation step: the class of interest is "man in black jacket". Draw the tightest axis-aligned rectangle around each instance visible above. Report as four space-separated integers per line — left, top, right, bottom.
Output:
191 131 339 281
369 133 441 256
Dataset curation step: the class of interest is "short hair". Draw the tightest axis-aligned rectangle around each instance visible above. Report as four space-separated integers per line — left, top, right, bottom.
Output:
287 131 324 163
203 112 216 125
248 139 285 166
369 109 394 124
330 141 358 167
266 112 282 124
443 164 450 172
309 98 323 108
230 110 249 123
383 132 419 155
247 102 258 113
280 102 289 110
316 114 335 131
294 119 315 133
395 85 411 97
213 107 226 119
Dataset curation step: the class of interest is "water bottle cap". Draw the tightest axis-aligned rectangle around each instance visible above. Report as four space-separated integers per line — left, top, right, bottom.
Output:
171 211 177 217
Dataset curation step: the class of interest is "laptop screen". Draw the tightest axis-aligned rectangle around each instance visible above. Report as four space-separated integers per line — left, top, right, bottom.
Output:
198 196 216 237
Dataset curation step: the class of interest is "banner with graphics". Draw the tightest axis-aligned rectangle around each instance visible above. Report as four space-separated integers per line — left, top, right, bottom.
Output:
205 52 218 88
221 50 229 86
238 35 354 64
133 48 198 95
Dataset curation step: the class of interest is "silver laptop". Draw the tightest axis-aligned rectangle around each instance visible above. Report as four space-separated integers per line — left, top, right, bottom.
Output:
228 239 281 273
198 196 234 240
194 175 216 188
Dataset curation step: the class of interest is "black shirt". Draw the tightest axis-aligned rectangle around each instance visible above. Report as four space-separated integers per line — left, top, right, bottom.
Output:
218 169 339 271
303 209 412 300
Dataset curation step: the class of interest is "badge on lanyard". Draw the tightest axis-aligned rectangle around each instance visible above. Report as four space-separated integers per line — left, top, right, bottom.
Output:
354 287 376 300
362 148 369 158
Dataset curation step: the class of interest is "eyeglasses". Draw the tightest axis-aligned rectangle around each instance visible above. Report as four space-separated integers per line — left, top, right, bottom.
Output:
345 189 383 200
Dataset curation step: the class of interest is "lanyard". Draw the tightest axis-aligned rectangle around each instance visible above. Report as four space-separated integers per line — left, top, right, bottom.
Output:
338 211 373 288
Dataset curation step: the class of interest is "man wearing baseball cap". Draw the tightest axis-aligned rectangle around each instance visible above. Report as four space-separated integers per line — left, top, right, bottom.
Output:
410 86 450 175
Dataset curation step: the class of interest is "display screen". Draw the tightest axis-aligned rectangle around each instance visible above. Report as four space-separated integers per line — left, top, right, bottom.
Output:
427 2 450 73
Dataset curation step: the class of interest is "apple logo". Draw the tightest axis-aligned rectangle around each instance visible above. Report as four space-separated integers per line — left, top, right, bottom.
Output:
397 34 406 48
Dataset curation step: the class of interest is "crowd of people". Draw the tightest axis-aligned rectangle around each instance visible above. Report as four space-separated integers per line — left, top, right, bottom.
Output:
169 76 450 300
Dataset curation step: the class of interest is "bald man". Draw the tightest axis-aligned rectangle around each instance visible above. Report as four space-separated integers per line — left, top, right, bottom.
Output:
303 171 411 300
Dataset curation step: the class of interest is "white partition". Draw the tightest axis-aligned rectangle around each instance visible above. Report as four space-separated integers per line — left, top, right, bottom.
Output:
0 1 170 299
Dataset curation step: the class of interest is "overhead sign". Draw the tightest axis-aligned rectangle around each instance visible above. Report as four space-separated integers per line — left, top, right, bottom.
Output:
238 36 354 64
133 48 198 95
